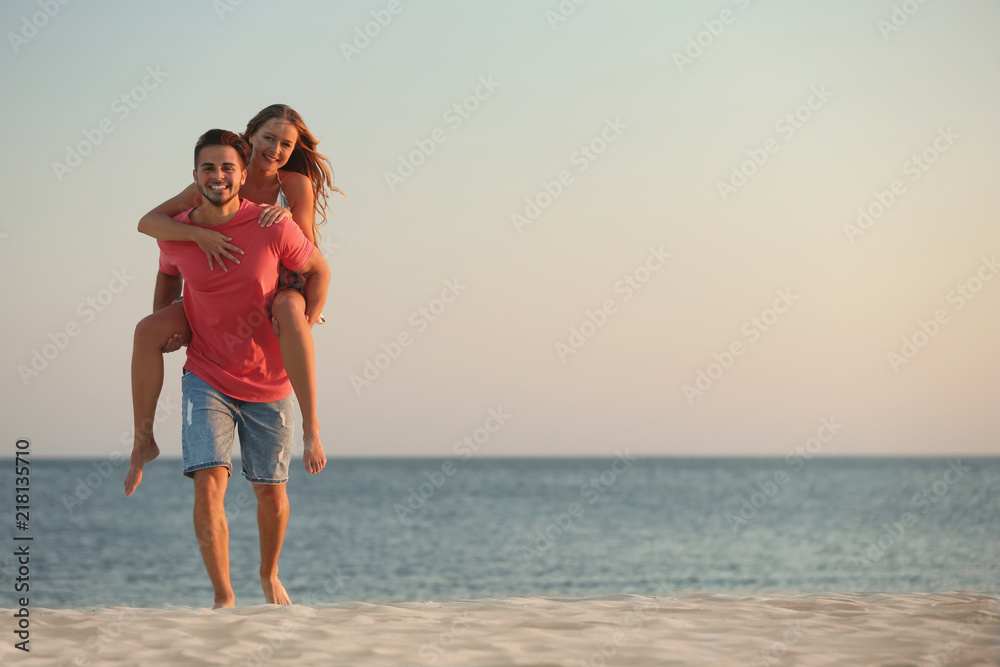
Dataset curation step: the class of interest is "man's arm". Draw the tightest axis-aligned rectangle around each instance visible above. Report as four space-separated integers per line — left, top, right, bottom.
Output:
296 248 330 326
153 271 183 312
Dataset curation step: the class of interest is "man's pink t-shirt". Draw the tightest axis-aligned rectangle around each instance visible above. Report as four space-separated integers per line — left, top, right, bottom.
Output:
158 198 314 402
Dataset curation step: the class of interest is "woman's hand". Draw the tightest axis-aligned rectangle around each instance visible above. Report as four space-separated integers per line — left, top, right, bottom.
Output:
258 205 292 228
193 227 244 272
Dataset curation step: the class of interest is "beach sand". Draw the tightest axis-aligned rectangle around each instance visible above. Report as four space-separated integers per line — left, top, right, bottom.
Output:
5 593 999 666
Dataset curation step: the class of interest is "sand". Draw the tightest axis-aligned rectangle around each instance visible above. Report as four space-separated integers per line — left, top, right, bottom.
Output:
4 593 999 666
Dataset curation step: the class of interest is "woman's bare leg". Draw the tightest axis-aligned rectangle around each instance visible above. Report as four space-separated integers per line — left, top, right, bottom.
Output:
271 290 327 474
125 301 191 496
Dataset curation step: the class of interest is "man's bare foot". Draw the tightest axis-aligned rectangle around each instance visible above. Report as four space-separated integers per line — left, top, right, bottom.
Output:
303 431 327 474
213 593 236 609
261 575 292 605
124 434 160 496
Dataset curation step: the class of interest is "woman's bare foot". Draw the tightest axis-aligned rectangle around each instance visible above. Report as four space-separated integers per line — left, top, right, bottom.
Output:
124 433 160 496
303 431 327 474
261 575 292 605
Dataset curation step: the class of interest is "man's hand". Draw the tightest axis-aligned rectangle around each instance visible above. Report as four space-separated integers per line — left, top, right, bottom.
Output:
193 227 243 272
161 332 187 353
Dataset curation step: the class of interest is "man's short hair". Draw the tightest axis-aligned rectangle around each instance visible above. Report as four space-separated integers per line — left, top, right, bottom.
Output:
194 129 251 169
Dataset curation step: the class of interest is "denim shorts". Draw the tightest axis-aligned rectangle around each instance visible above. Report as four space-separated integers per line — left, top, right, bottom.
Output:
181 371 294 484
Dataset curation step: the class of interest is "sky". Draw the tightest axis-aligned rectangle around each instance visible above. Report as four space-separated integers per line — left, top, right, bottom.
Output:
2 0 998 459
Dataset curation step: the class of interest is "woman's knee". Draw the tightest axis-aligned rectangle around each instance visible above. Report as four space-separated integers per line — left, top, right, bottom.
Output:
133 312 166 346
134 303 190 346
271 289 306 322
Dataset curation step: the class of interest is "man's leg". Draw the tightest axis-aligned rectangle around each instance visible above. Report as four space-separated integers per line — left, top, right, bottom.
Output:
181 371 237 608
237 392 295 605
193 467 235 608
253 482 291 605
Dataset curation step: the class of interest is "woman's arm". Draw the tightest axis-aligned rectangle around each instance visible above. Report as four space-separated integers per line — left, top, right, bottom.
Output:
296 247 330 325
279 171 317 246
137 182 202 240
138 183 244 271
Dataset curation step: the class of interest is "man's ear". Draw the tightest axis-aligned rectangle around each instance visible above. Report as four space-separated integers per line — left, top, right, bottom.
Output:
240 169 247 186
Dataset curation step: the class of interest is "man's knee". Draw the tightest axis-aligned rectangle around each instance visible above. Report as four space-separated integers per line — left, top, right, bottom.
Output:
252 482 287 505
271 290 306 323
193 467 229 504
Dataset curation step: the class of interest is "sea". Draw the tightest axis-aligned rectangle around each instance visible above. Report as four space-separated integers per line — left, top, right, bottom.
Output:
4 457 999 610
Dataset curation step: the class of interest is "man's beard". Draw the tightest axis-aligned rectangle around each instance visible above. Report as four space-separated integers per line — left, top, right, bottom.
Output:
200 182 238 208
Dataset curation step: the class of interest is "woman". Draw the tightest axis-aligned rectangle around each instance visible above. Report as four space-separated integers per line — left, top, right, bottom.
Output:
125 104 342 496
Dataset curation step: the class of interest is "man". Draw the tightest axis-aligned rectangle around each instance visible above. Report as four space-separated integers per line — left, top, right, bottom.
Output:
155 129 330 607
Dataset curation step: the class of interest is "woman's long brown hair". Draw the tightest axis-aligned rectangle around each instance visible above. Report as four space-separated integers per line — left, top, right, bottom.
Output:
243 104 344 242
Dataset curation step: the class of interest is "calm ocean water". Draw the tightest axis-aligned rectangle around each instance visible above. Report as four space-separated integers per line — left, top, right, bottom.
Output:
3 457 999 609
